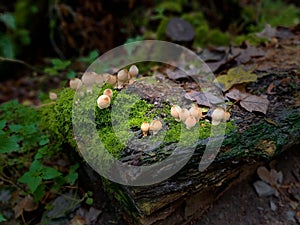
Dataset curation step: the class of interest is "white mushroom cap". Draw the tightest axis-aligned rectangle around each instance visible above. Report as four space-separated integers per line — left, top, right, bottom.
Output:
179 108 190 123
149 120 163 135
69 78 82 90
97 94 111 109
184 116 197 129
49 92 57 101
141 122 150 137
211 107 226 125
128 65 139 78
103 89 113 99
171 105 181 121
117 69 129 82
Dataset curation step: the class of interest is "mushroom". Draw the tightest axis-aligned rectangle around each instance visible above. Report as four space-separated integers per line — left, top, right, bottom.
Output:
171 105 182 122
128 65 139 78
69 78 82 90
224 111 231 121
211 107 226 125
49 92 57 101
117 69 129 89
141 122 150 137
103 88 113 99
189 104 202 121
149 120 163 135
106 74 117 87
82 72 97 93
179 108 190 123
97 95 111 109
184 116 197 129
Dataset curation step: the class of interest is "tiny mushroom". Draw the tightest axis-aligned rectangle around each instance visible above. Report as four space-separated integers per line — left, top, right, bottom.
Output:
149 120 163 135
171 105 182 122
128 65 139 78
225 111 231 121
106 74 117 87
97 94 111 109
141 122 150 137
69 78 82 90
189 103 202 121
184 116 197 129
49 92 57 101
82 72 97 92
103 88 113 99
117 69 129 89
211 107 226 125
179 108 190 123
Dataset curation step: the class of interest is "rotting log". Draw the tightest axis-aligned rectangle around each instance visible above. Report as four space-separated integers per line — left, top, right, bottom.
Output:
100 70 300 225
41 34 300 225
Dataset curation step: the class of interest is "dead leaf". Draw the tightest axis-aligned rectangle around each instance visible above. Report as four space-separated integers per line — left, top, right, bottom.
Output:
214 67 257 91
267 82 275 94
232 46 265 64
165 68 188 80
225 88 269 114
257 166 283 187
257 166 273 185
185 91 224 107
13 195 38 218
75 207 102 224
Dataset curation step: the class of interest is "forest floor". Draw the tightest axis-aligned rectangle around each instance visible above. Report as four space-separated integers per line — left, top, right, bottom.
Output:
1 27 299 225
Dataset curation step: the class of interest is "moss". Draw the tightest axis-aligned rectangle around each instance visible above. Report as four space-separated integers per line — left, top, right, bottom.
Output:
156 17 170 40
40 88 76 150
233 33 268 46
40 86 236 159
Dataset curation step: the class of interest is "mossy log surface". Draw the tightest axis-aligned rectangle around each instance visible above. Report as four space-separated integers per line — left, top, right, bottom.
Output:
107 72 300 225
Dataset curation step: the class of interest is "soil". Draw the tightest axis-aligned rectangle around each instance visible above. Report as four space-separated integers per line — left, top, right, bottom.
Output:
196 144 300 225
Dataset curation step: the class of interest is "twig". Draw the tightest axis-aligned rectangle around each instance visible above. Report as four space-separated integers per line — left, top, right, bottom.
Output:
0 57 44 74
33 102 56 109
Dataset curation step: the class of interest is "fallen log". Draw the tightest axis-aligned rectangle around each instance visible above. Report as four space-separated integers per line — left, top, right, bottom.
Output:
41 35 300 225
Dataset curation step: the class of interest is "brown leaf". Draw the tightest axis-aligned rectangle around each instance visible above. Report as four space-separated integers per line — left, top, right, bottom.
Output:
165 68 188 80
257 166 273 185
257 166 283 187
267 82 275 94
185 91 224 107
13 195 38 218
226 88 269 114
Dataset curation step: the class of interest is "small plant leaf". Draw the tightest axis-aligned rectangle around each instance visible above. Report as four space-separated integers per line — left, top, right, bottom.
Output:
19 172 42 193
0 134 19 153
42 167 61 180
0 13 15 30
214 67 257 91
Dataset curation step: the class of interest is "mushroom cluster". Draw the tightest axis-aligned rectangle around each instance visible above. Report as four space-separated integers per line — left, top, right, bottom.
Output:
97 88 113 109
170 103 202 129
69 65 139 92
141 119 163 137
